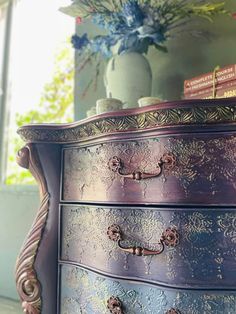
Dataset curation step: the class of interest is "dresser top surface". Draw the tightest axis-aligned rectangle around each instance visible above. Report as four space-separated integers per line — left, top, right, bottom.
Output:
17 97 236 144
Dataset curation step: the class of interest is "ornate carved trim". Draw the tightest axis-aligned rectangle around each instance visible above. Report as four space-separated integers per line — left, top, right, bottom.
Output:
15 144 49 314
17 101 236 144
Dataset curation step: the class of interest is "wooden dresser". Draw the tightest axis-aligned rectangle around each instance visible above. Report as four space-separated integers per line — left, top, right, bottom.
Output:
16 98 236 314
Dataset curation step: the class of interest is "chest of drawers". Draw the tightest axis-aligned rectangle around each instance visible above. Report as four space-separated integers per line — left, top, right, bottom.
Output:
15 98 236 314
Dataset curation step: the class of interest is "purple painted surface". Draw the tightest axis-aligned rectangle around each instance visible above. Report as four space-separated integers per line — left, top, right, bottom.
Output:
60 204 236 289
62 133 236 205
35 144 61 314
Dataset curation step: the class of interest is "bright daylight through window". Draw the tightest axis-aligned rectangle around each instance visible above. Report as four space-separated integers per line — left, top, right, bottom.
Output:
1 0 74 185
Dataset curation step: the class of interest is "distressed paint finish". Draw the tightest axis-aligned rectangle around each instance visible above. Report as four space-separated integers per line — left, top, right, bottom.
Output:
62 134 236 205
16 99 236 314
60 205 236 289
59 264 236 314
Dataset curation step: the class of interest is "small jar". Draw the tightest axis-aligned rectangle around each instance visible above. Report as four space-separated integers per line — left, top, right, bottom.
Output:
138 97 162 107
96 98 123 114
86 106 97 118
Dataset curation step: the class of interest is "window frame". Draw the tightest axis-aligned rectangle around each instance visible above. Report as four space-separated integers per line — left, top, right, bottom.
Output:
0 0 13 186
0 0 37 190
0 0 75 189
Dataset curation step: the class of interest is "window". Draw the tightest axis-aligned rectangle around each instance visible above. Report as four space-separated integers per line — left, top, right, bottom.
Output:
0 0 74 185
0 1 12 185
0 4 7 82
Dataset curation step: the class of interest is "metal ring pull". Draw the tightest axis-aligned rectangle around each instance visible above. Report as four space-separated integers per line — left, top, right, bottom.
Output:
107 225 179 256
108 153 176 181
107 296 124 314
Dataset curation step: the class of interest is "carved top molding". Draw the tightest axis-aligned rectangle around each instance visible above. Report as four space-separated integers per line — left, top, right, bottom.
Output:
17 98 236 144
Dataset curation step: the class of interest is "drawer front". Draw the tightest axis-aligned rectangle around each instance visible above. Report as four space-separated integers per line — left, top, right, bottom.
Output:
60 205 236 289
59 264 236 314
62 133 236 205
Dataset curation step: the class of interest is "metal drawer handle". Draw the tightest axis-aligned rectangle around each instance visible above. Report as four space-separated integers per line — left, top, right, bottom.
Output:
108 153 176 181
107 296 124 314
166 309 181 314
107 225 179 256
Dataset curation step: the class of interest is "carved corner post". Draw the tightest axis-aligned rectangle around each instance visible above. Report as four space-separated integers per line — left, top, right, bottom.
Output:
15 144 50 314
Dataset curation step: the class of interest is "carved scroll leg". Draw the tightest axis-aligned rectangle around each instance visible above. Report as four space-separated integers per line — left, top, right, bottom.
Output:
15 145 49 314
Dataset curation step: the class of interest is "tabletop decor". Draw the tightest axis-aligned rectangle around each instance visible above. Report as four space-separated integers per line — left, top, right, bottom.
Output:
60 0 229 108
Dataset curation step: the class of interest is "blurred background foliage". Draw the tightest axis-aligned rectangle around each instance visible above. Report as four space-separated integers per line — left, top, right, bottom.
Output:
6 45 74 185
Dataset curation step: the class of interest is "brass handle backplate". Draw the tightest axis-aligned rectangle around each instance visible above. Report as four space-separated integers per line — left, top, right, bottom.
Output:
107 296 181 314
166 309 181 314
108 153 176 181
107 296 124 314
107 225 179 256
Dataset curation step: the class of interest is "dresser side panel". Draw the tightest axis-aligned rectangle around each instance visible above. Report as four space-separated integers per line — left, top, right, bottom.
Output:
34 144 61 314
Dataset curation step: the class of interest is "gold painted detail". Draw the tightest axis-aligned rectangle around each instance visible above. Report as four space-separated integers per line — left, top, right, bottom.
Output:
15 145 49 314
18 103 236 143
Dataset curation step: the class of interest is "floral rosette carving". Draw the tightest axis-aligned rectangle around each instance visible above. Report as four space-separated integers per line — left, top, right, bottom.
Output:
107 224 122 242
108 156 122 173
107 296 123 314
166 309 181 314
162 228 180 247
161 153 176 172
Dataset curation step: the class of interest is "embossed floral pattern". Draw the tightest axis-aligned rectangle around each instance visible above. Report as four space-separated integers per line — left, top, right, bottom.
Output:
60 205 236 288
217 213 236 243
63 135 236 205
59 265 236 314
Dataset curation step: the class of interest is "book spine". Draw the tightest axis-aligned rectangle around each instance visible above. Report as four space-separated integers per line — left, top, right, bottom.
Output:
184 64 236 94
184 80 236 99
184 84 236 100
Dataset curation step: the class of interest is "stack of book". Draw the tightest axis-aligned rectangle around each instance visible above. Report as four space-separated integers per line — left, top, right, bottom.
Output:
184 64 236 99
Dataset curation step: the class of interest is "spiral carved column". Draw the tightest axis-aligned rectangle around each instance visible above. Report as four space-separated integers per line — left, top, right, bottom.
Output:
15 144 49 314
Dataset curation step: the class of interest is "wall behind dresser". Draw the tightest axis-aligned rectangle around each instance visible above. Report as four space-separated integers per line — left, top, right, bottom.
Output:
0 188 39 299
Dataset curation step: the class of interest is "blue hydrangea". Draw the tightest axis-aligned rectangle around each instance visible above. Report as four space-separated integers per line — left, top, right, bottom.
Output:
91 36 118 58
92 13 107 29
72 1 169 56
71 34 89 50
122 0 144 28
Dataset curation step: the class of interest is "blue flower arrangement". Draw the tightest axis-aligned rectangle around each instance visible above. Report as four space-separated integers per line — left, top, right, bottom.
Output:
61 0 228 55
60 0 229 95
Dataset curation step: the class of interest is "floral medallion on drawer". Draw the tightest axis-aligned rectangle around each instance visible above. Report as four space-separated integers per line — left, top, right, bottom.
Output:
60 205 236 289
59 264 236 314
